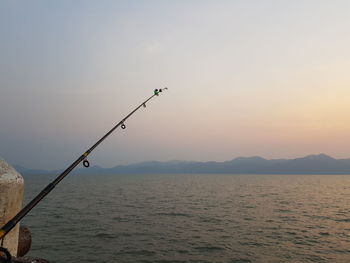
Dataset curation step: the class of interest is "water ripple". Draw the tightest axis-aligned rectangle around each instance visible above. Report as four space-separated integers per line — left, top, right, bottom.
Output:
22 174 350 263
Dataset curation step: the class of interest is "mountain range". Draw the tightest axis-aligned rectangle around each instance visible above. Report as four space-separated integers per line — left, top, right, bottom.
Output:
13 154 350 175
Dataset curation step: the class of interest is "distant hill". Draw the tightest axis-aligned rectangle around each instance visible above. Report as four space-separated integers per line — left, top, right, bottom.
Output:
13 154 350 175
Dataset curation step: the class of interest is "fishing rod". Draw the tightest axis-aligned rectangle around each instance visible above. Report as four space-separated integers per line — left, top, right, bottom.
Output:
0 88 167 261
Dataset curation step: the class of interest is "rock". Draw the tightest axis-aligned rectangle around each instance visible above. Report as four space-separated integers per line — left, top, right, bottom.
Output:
0 160 24 257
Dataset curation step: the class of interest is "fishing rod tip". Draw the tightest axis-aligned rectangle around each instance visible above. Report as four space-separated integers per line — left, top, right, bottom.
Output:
154 87 168 96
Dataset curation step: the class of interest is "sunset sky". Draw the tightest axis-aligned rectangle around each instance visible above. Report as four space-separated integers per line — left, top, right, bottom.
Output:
1 1 350 169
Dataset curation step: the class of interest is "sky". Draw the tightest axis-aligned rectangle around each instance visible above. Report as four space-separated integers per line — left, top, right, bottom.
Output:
1 0 350 169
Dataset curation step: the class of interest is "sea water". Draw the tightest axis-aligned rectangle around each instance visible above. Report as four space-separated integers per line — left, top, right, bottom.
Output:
22 174 350 263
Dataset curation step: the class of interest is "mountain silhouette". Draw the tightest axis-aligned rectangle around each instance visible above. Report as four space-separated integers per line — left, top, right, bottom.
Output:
14 154 350 175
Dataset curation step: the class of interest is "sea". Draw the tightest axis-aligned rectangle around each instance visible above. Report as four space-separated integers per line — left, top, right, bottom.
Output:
22 174 350 263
